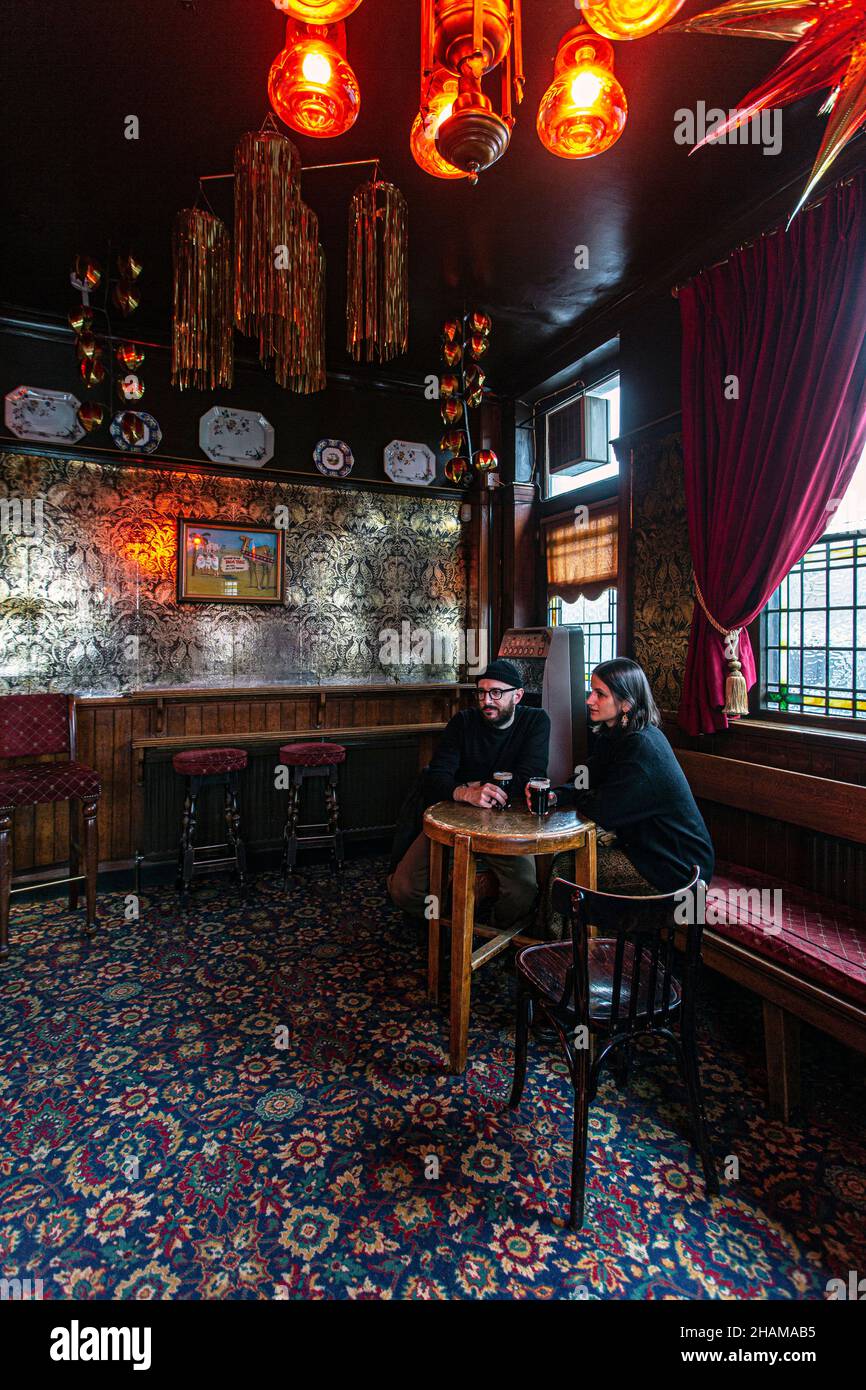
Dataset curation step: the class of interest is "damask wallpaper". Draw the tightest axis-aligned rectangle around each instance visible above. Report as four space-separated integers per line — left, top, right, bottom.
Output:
0 452 467 695
627 426 694 714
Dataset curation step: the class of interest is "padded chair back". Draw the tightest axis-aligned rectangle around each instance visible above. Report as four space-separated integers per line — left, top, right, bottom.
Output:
551 866 703 1036
0 693 73 759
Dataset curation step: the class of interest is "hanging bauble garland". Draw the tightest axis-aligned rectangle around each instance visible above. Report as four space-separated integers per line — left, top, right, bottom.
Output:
171 207 234 390
434 310 496 489
667 0 866 220
347 178 409 364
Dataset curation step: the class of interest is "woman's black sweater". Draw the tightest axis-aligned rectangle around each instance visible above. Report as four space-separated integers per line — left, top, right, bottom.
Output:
556 723 714 891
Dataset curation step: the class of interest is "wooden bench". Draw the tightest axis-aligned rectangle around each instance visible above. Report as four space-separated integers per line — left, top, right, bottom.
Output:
675 750 866 1121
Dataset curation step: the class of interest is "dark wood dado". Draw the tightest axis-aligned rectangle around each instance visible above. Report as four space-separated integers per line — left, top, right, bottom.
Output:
2 683 474 877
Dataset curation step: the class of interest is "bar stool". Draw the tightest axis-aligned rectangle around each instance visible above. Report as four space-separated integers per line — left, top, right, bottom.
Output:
172 747 248 903
0 693 101 956
278 742 346 878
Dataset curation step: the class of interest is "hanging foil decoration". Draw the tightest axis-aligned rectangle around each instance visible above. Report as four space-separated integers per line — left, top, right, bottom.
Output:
171 208 234 391
233 128 326 392
274 201 327 393
347 179 408 364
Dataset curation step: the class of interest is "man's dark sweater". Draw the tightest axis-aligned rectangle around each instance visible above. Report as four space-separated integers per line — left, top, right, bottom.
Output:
557 723 714 891
422 704 551 807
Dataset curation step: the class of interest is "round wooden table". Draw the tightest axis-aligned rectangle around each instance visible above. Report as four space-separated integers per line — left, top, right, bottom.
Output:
423 802 597 1073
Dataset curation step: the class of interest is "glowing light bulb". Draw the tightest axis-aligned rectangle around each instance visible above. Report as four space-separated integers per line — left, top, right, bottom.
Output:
570 71 604 107
302 50 332 84
269 20 360 137
537 27 627 159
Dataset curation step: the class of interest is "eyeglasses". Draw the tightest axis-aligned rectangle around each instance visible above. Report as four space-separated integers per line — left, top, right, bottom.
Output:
475 687 516 703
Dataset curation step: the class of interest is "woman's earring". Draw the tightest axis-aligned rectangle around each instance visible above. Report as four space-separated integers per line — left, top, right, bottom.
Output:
621 712 629 727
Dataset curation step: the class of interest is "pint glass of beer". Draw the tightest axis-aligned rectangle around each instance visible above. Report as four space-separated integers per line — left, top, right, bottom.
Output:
527 777 552 817
492 771 513 809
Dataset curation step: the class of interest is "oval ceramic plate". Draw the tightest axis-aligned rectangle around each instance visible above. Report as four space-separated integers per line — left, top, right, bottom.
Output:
199 407 275 467
110 410 162 454
314 438 354 478
4 385 85 444
383 439 436 486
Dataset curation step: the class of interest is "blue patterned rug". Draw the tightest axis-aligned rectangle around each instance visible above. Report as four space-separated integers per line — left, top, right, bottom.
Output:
1 855 864 1300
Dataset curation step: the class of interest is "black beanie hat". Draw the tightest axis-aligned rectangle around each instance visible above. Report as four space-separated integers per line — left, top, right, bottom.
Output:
476 658 523 688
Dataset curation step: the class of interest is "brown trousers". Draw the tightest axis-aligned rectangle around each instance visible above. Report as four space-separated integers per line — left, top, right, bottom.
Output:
388 831 538 929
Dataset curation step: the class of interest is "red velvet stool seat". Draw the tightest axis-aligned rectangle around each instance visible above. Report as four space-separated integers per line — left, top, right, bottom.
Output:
0 693 101 956
172 746 248 903
278 741 346 878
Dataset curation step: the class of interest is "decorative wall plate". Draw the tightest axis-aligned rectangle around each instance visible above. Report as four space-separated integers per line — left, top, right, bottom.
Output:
314 438 354 478
199 407 275 467
384 439 436 486
4 385 85 444
110 410 162 454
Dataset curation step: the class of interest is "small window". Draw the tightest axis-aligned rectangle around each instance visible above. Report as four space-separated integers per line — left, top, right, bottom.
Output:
760 445 866 720
546 377 620 499
548 589 618 690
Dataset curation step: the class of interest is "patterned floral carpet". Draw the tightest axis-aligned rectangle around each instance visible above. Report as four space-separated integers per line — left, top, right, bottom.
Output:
1 854 864 1301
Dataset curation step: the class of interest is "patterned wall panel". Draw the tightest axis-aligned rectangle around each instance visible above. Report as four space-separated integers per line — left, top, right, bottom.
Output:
628 426 694 714
0 452 467 695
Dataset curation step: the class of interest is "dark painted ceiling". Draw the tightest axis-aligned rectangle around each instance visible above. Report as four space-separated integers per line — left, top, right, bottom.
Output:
0 0 848 390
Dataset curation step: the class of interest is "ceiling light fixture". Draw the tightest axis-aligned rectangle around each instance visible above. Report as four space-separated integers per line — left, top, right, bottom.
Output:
579 0 686 41
537 26 628 159
272 0 363 19
419 0 525 183
268 16 360 137
410 68 469 179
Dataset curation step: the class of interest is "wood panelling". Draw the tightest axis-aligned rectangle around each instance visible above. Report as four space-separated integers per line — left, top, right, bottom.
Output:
667 717 866 907
3 683 473 876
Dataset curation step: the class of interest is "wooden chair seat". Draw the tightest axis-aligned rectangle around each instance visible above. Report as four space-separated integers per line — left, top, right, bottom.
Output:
518 938 682 1024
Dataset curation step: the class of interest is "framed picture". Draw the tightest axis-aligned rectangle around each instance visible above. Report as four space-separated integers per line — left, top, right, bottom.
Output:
177 517 285 605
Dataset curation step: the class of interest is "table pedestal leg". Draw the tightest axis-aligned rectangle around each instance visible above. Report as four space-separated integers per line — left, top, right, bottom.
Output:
449 833 476 1074
573 827 597 891
427 838 444 1003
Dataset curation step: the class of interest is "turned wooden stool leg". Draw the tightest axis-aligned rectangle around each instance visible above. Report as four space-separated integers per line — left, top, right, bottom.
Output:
81 794 99 933
0 804 13 958
68 798 81 911
326 765 344 870
225 771 246 891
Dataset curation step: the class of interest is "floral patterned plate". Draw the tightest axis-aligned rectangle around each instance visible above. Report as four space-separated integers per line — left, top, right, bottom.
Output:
199 407 275 467
110 410 162 454
383 439 436 486
4 385 85 445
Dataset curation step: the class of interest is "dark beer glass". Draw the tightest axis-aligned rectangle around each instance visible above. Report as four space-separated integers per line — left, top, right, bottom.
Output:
527 777 552 817
492 771 513 809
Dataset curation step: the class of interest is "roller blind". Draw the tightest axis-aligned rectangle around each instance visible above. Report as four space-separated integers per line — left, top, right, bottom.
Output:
544 501 618 604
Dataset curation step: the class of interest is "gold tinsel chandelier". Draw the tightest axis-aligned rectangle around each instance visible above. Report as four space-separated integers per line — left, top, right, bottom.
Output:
233 126 327 393
171 208 234 391
347 179 409 364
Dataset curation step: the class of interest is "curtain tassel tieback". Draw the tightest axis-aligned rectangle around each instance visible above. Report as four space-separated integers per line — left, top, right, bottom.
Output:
693 579 749 718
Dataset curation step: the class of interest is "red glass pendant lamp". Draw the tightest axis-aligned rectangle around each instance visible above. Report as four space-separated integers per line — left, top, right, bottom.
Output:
269 0 362 137
579 0 685 42
537 25 627 158
410 69 468 179
418 0 525 182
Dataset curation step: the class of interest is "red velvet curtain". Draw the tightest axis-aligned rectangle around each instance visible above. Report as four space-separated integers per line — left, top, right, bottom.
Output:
678 176 866 735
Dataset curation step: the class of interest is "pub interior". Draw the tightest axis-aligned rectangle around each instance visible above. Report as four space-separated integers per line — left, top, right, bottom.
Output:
2 0 866 1325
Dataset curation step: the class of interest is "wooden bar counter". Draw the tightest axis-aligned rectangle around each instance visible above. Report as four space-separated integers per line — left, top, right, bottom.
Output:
4 680 474 877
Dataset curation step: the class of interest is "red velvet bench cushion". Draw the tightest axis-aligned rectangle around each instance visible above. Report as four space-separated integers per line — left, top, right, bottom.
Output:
278 742 346 768
0 761 101 807
708 860 866 1007
172 748 248 777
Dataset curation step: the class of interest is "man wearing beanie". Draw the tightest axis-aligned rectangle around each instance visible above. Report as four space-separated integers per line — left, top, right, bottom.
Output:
387 659 551 930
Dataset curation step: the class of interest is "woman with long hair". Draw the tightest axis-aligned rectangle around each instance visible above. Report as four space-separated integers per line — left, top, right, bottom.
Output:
545 657 714 896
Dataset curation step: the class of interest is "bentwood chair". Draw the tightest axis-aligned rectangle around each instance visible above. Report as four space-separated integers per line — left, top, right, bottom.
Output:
0 693 101 956
509 867 718 1229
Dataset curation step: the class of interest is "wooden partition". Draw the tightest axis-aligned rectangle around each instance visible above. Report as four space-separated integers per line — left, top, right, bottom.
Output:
3 683 472 876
